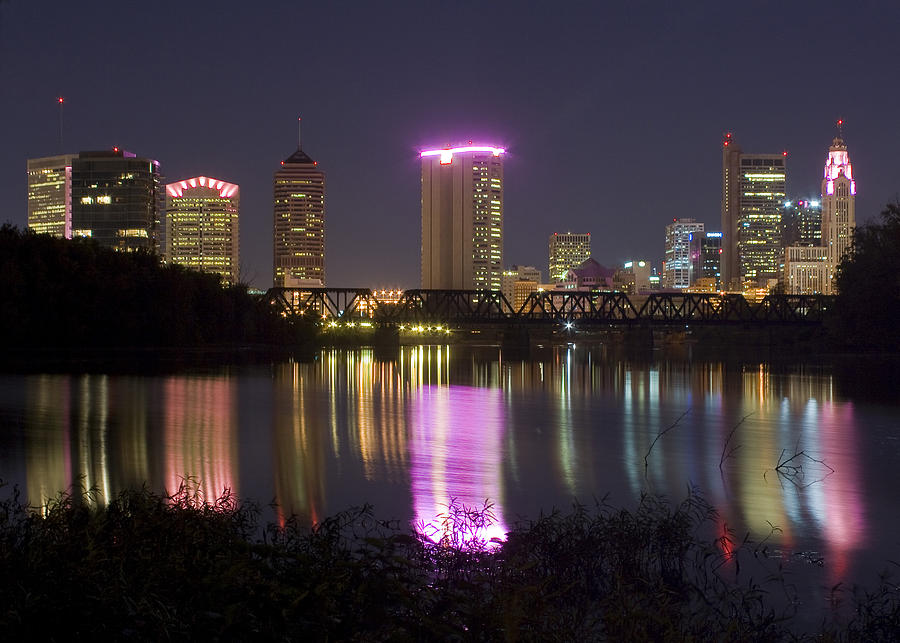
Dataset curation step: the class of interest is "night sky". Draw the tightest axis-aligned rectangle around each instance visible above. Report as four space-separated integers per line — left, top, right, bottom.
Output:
2 1 898 290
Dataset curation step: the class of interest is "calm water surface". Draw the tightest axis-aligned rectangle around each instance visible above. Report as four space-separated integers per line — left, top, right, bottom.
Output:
2 345 899 596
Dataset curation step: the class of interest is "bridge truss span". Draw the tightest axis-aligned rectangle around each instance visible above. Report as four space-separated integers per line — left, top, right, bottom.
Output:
265 287 832 326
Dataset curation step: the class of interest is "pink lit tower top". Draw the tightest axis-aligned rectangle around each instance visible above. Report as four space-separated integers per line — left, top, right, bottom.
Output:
821 120 856 289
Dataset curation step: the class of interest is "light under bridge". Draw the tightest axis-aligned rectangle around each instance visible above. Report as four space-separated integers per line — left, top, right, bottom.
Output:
264 288 832 327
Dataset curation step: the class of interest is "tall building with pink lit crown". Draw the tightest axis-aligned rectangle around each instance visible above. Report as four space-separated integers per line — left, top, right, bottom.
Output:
821 129 856 293
165 177 240 284
420 145 505 290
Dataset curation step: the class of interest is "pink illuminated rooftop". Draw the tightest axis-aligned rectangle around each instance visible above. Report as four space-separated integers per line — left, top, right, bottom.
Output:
166 176 239 199
421 145 505 164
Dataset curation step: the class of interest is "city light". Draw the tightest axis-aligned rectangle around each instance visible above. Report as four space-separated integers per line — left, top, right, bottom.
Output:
420 145 506 160
166 176 238 198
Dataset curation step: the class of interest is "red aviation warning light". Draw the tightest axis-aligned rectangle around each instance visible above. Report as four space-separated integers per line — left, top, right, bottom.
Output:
57 96 64 104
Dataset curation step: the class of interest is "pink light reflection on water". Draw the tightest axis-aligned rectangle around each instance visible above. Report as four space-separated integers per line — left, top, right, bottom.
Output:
819 401 865 585
409 385 508 548
163 377 238 505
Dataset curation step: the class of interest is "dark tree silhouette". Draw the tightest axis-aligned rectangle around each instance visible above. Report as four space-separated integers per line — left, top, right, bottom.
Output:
0 224 302 352
832 202 900 350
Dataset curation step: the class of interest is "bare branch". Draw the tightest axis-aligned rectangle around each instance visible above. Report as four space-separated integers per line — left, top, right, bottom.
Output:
644 408 691 474
719 411 754 471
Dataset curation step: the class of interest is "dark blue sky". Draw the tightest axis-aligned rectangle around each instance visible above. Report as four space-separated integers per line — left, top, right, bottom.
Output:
2 0 897 289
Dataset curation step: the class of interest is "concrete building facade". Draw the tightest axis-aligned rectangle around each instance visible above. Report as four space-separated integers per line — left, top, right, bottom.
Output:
548 232 591 283
501 265 542 301
165 177 240 284
664 218 704 289
273 142 325 287
421 145 505 290
783 132 856 295
821 135 856 293
26 154 75 238
721 133 786 289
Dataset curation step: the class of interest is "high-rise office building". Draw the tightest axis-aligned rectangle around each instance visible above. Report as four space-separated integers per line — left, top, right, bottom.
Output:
27 154 75 238
273 133 325 287
721 133 787 289
421 145 505 290
165 177 240 284
691 232 722 290
664 218 703 289
781 199 822 248
821 133 856 291
783 130 856 295
71 149 161 252
548 232 591 283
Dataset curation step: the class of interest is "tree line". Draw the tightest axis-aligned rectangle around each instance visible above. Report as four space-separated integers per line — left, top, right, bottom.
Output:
0 224 306 351
832 202 900 351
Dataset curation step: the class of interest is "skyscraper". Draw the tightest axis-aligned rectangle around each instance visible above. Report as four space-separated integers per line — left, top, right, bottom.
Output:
721 133 786 289
783 128 856 295
664 218 704 289
781 199 822 248
548 232 591 283
421 145 505 290
696 231 723 289
821 132 856 290
273 128 325 287
71 149 161 252
165 177 240 284
27 154 75 238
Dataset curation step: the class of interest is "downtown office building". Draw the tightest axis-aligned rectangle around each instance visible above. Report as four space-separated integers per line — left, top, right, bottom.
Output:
273 143 325 287
720 133 786 289
548 232 591 283
27 149 160 252
421 145 505 290
165 177 240 285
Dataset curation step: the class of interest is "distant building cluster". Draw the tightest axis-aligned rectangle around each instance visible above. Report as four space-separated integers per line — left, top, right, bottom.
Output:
25 120 327 288
26 123 855 297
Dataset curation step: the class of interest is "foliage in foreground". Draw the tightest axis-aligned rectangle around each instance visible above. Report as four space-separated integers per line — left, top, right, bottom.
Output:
832 201 900 350
1 484 899 641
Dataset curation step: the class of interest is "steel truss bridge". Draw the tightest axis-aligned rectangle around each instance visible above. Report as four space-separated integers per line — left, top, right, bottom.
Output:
265 288 832 326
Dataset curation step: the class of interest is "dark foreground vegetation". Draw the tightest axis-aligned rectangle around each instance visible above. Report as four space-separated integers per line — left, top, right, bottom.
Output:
0 225 310 354
832 202 900 351
1 485 898 641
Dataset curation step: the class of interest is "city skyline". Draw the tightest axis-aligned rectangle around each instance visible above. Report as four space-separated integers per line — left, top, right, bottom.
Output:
2 2 898 289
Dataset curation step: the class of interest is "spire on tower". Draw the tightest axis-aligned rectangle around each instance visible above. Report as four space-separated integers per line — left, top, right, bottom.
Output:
836 118 844 138
298 115 302 150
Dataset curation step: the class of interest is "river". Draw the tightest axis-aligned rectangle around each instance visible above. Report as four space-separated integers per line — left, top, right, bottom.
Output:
1 344 899 609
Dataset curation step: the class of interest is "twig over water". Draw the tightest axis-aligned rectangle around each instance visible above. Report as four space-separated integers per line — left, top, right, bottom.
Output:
644 409 691 475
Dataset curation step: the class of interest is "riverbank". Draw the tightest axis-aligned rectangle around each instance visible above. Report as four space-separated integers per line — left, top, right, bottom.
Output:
2 484 897 640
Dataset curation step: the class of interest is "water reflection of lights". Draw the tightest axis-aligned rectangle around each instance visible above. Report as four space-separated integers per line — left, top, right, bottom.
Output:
164 377 238 505
410 385 508 546
26 376 72 511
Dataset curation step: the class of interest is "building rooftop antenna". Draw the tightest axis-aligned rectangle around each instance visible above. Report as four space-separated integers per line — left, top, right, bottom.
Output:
57 96 64 152
297 115 302 150
836 118 844 139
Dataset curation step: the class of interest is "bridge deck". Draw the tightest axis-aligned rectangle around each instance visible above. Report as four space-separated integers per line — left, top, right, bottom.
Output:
266 288 832 325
